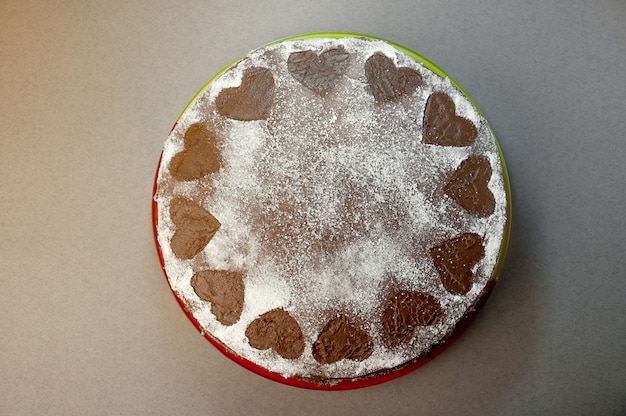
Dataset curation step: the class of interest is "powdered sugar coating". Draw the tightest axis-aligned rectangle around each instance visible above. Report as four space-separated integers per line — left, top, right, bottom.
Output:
155 37 507 381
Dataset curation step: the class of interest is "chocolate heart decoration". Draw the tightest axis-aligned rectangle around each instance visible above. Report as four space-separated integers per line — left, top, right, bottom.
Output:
169 197 220 260
287 47 350 94
216 67 275 121
169 123 222 181
381 289 444 348
245 308 305 359
444 155 495 217
364 52 422 102
423 92 477 146
430 233 485 295
312 314 373 364
191 270 244 326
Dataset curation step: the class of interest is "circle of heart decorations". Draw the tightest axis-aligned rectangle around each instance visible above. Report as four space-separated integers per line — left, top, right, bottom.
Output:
154 35 508 385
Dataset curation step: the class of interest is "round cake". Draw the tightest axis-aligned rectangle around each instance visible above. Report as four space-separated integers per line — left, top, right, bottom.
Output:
153 33 511 389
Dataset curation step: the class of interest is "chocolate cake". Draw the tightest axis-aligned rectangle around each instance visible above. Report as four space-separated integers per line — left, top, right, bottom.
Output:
153 34 510 388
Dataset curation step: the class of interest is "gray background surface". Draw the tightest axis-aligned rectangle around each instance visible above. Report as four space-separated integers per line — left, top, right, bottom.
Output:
1 0 624 415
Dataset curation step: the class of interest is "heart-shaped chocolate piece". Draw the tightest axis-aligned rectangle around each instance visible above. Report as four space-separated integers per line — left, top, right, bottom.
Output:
216 67 275 121
312 314 373 364
287 47 350 94
169 197 220 260
381 288 444 348
365 52 422 102
430 233 485 295
245 308 304 359
444 155 495 217
423 92 477 146
169 123 222 181
191 270 244 326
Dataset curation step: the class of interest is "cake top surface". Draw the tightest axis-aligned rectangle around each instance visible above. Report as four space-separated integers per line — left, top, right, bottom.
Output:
154 36 507 383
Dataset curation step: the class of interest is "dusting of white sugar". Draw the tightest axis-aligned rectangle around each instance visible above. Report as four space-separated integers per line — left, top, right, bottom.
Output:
154 36 508 381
